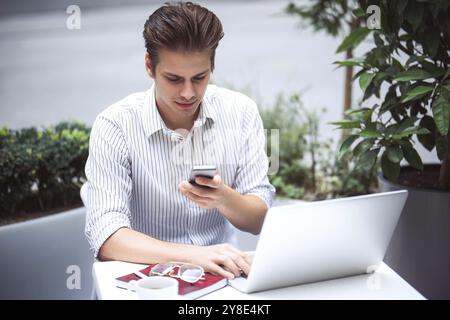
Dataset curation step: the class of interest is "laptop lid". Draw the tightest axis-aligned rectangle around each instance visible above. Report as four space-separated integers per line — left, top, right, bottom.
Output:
244 190 408 293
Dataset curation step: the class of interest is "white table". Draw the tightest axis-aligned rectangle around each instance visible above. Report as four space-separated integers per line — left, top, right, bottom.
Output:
92 261 424 300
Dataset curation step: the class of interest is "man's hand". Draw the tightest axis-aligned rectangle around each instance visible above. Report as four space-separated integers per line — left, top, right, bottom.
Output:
183 243 252 279
179 174 227 209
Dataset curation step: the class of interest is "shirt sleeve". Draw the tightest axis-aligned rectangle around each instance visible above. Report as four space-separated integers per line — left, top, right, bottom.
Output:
83 116 132 259
232 100 276 210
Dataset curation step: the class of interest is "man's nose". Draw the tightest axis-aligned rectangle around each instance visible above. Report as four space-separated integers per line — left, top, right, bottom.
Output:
180 82 195 101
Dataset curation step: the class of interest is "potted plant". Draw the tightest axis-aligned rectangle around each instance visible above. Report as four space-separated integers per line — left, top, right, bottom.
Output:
333 1 450 299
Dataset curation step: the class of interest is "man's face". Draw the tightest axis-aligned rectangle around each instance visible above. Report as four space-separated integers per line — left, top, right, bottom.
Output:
145 49 211 127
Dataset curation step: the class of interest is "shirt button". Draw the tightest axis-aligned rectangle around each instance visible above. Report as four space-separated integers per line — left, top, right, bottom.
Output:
170 132 183 142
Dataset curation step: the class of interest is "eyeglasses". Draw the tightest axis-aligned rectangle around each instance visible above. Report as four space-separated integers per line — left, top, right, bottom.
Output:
150 262 205 283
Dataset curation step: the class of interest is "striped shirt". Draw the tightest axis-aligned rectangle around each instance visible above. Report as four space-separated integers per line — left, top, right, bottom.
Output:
83 83 275 258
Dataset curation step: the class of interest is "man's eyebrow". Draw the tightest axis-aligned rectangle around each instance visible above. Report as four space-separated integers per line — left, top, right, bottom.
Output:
162 69 209 78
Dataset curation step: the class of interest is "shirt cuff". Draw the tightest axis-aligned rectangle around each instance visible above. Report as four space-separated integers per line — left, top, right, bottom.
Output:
85 212 131 259
244 186 275 210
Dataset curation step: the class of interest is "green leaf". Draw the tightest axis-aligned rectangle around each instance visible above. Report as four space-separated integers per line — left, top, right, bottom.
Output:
359 128 382 138
442 69 450 82
363 81 378 101
381 152 400 182
345 108 372 116
336 27 371 53
386 145 403 163
330 120 361 129
423 29 440 58
384 124 399 137
435 132 449 161
374 72 387 83
401 85 434 103
353 138 376 158
443 86 450 101
418 116 436 151
416 128 432 135
353 68 367 81
396 117 417 133
406 55 425 66
373 32 384 47
421 61 446 78
365 121 377 130
339 135 359 158
357 148 380 170
392 58 405 73
352 8 366 18
401 144 423 171
381 87 398 114
432 91 450 136
365 107 376 123
393 68 433 82
359 72 376 92
333 58 364 67
393 127 430 139
345 108 374 123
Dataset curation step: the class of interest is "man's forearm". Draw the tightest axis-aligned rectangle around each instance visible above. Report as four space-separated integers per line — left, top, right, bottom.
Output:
98 226 254 279
216 186 268 235
98 227 193 264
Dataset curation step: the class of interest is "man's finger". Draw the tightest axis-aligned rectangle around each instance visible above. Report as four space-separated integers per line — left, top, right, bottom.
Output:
229 252 251 275
188 186 210 197
234 256 251 276
207 263 235 280
227 245 252 267
216 254 241 278
195 175 221 188
180 182 213 199
185 192 210 207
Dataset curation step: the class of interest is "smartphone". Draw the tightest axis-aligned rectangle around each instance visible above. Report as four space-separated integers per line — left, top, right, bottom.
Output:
188 165 217 187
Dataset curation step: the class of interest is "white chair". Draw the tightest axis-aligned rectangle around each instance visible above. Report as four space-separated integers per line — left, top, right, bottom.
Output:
0 205 94 299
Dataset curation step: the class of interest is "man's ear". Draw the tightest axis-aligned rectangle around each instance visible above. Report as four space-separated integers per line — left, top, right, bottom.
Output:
144 53 155 79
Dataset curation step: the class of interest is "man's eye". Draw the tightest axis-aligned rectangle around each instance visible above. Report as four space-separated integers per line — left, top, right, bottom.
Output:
166 76 205 82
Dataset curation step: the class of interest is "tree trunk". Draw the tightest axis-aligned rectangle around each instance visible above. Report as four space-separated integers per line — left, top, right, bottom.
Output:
342 49 354 141
341 17 359 142
438 123 450 189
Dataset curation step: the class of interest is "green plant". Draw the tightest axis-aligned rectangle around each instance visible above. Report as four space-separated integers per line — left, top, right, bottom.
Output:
0 121 90 219
261 93 376 200
333 0 450 189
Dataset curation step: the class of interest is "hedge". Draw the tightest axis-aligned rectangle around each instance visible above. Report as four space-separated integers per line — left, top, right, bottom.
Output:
0 121 90 218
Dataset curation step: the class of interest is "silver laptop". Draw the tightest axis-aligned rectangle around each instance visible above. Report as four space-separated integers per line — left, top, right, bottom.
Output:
229 190 408 293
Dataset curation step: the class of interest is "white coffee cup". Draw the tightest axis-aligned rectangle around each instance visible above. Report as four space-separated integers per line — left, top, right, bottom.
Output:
133 276 179 300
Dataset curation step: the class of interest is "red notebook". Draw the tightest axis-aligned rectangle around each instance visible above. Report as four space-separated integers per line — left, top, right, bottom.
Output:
115 264 228 300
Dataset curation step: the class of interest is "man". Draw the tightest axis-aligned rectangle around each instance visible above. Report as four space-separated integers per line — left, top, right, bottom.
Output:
84 1 275 280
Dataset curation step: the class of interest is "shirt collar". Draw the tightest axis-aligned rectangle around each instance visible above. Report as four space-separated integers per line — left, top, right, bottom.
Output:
142 83 217 138
193 91 216 129
142 83 166 138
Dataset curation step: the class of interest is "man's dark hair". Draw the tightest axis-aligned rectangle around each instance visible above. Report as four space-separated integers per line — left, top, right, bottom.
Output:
143 1 224 73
